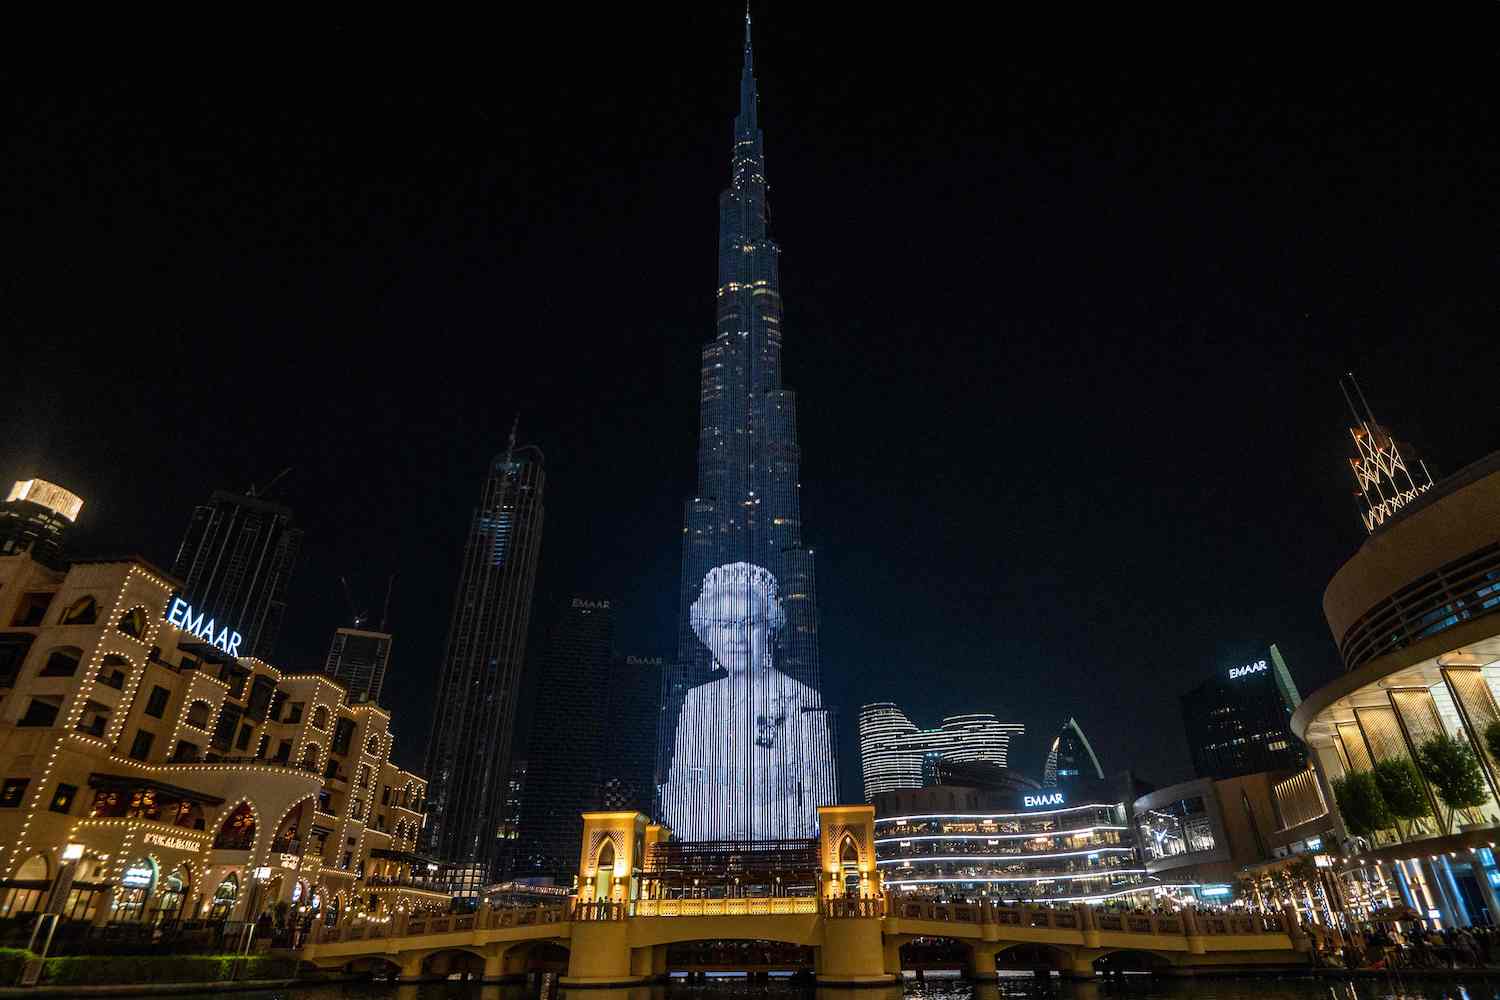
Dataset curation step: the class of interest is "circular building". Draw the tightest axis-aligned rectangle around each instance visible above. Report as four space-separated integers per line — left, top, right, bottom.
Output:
1292 449 1500 928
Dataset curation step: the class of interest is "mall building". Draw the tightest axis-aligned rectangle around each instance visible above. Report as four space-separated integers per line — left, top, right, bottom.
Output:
1293 448 1500 929
0 543 445 927
872 778 1159 904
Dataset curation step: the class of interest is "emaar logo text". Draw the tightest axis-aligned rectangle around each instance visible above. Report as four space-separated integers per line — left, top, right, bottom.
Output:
1024 792 1065 808
165 597 242 656
1229 659 1268 679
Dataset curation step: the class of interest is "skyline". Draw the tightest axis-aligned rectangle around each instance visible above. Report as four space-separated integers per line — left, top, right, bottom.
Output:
7 11 1498 793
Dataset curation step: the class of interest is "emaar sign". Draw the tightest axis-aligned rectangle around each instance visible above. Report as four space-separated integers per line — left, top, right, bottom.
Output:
165 597 242 656
1229 659 1268 680
1024 792 1065 808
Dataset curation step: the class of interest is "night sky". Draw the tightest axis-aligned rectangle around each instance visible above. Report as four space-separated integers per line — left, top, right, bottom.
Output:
6 15 1498 796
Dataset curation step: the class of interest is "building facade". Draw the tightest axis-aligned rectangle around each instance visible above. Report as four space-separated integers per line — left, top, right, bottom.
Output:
1293 448 1500 930
422 439 544 874
0 550 442 927
1132 769 1332 905
517 596 614 882
858 702 1025 800
170 489 301 661
1042 717 1105 790
1180 645 1305 781
872 782 1147 904
323 627 393 705
1 479 83 569
658 11 837 841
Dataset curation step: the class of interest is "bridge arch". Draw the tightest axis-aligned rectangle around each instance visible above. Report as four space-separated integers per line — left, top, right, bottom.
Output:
1091 947 1176 974
421 946 487 980
898 935 974 973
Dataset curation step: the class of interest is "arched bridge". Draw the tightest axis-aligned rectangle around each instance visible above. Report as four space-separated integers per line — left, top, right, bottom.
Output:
298 895 1309 985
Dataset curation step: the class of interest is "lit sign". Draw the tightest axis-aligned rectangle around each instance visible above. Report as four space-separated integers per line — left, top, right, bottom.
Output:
1024 793 1065 808
572 599 610 610
626 656 664 666
1200 885 1233 897
142 832 200 852
166 597 242 656
122 865 154 888
1314 854 1333 868
1229 659 1268 679
280 854 301 870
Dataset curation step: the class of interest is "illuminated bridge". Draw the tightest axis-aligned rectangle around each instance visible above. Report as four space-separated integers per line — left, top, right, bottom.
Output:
297 806 1309 984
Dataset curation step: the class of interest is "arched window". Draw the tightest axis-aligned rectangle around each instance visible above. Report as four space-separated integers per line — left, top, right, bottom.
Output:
209 874 238 920
38 647 82 677
116 607 148 639
60 596 98 625
184 701 211 730
840 836 859 865
213 802 255 850
312 706 328 730
596 839 616 871
300 743 320 770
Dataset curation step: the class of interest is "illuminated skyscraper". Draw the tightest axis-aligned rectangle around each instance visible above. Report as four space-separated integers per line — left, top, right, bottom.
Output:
421 432 545 874
658 11 838 840
171 488 301 660
1181 644 1305 781
1 478 83 568
857 702 1025 801
1041 717 1105 789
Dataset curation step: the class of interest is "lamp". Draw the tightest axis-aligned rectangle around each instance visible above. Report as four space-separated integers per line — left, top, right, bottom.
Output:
253 866 272 880
61 843 84 862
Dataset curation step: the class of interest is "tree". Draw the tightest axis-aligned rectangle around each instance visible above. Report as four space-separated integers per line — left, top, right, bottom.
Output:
1484 718 1500 766
1330 771 1391 840
1415 733 1490 827
1372 756 1432 839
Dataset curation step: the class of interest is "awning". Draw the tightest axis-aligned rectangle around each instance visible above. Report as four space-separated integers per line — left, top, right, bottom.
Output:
88 773 225 806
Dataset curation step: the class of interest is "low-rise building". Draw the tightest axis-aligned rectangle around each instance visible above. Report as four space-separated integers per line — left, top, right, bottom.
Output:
0 551 443 928
872 780 1152 904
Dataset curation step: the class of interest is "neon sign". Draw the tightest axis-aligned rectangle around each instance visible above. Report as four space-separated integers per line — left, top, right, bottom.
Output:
165 597 242 656
1229 659 1268 679
1024 792 1065 808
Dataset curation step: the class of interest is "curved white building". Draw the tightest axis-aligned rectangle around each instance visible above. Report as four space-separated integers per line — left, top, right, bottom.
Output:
858 703 1024 800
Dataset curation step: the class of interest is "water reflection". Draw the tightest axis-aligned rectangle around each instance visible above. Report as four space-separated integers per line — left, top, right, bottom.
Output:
168 978 1500 1000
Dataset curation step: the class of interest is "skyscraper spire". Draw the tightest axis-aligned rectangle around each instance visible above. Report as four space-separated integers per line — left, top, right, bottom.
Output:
744 2 753 72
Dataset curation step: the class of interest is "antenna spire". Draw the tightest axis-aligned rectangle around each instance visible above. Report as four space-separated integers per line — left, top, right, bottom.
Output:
1340 372 1434 534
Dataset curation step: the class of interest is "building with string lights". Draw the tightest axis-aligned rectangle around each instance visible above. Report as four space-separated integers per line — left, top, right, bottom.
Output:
0 546 444 929
858 703 1025 800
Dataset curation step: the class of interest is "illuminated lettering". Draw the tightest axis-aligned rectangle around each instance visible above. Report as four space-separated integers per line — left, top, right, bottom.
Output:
1229 659 1269 679
143 832 201 852
1024 792 1065 808
163 598 243 659
572 598 611 610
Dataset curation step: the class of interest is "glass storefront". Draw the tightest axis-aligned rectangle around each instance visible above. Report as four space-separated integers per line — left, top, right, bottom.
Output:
1137 795 1216 859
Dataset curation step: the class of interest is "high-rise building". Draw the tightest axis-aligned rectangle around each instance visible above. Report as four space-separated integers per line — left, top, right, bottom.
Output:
323 627 393 704
517 596 614 882
858 702 1025 800
493 759 528 882
170 488 301 660
657 8 838 842
601 654 663 813
1180 644 1305 781
0 478 83 568
421 434 544 873
1042 717 1105 789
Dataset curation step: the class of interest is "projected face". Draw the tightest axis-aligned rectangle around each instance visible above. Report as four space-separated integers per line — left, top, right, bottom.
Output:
689 562 785 678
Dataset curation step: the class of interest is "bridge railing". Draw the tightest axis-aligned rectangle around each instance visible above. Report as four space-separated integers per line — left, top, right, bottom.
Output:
310 903 570 944
888 894 1290 938
634 897 821 918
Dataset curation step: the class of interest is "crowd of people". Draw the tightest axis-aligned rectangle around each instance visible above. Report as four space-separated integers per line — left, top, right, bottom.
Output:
1320 923 1500 970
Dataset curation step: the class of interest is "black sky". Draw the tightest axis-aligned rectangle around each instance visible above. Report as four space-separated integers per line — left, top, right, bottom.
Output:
5 15 1499 794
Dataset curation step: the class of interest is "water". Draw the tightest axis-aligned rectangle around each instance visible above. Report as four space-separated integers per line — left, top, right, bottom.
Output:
159 977 1500 1000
